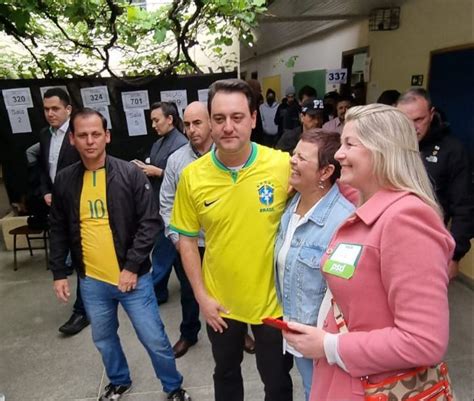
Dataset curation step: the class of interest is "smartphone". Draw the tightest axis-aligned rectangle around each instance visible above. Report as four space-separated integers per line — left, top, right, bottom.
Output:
262 317 300 333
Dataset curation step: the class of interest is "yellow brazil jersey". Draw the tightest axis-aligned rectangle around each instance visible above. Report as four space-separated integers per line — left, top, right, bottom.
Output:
80 168 120 285
170 143 291 324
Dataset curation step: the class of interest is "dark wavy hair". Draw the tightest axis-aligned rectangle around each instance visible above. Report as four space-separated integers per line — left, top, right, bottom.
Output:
207 79 256 115
44 87 70 107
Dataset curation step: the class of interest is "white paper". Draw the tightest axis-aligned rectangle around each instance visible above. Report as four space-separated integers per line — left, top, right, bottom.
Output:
122 90 150 110
160 90 188 117
198 89 208 103
330 243 362 265
2 88 33 108
7 107 32 133
125 109 147 136
326 68 348 84
364 56 372 82
39 86 69 99
81 86 110 107
90 104 112 129
352 53 366 72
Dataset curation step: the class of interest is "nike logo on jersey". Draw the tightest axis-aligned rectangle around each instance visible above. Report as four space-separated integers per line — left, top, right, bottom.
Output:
204 199 219 207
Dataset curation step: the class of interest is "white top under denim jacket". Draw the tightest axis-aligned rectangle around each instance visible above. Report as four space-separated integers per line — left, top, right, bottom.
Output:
274 183 355 326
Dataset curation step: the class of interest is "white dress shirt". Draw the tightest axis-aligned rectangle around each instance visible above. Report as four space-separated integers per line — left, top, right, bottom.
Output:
48 119 69 183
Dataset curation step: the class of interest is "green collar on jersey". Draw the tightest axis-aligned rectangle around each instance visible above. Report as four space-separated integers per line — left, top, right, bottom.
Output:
211 142 258 174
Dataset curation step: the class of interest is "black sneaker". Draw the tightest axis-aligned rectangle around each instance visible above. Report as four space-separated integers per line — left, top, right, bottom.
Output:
167 388 191 401
99 383 132 400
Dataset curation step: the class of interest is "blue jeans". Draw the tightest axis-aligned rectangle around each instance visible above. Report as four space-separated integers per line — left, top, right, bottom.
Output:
152 231 201 343
294 356 313 401
80 273 183 393
152 230 177 302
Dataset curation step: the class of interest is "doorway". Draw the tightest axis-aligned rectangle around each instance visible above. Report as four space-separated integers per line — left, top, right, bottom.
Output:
428 44 474 171
341 46 369 104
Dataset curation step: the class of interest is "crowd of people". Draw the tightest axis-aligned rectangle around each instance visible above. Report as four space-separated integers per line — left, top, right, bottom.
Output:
25 78 472 401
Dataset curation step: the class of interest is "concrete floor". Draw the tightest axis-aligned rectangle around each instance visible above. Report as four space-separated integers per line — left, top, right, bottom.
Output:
0 250 472 401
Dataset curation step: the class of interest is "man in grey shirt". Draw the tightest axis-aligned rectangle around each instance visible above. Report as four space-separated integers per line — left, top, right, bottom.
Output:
159 101 213 358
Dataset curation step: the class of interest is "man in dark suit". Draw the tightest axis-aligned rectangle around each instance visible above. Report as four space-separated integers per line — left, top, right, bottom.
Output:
39 88 88 335
39 89 80 205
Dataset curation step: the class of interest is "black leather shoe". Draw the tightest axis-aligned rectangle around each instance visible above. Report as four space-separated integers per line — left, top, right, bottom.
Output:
173 338 196 358
58 312 89 335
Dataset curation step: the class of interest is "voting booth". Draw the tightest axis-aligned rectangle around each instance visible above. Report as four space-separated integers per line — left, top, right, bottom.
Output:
0 72 236 206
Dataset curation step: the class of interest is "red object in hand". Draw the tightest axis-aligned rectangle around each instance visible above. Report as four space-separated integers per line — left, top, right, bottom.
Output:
262 317 300 333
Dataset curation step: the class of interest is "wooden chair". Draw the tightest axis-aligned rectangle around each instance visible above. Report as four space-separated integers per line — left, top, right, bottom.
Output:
8 225 49 271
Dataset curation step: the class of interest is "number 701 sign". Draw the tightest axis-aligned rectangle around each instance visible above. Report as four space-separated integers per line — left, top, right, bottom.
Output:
326 68 348 84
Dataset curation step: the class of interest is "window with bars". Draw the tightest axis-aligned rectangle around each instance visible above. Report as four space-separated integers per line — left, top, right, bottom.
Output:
369 7 400 31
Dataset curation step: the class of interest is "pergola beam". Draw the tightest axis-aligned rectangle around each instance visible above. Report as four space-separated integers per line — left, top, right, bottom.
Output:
259 14 367 23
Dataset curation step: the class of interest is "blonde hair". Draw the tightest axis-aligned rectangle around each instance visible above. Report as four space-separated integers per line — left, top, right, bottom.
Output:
345 104 441 215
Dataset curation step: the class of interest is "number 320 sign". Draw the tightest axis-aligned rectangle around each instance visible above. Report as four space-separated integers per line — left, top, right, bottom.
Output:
326 68 348 84
2 88 33 108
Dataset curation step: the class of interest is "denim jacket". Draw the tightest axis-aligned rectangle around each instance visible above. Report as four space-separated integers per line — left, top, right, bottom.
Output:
274 184 355 325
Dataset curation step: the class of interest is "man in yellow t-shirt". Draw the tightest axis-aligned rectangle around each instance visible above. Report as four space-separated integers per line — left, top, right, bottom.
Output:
49 109 191 401
80 167 121 285
171 79 293 401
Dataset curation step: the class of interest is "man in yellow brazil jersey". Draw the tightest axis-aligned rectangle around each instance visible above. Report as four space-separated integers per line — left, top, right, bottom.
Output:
49 109 191 401
170 79 293 401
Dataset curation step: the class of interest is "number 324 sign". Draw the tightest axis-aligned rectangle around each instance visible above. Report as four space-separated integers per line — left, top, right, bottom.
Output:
80 86 110 107
326 68 348 84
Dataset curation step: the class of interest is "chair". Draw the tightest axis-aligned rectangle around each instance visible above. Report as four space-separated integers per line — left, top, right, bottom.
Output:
8 225 49 271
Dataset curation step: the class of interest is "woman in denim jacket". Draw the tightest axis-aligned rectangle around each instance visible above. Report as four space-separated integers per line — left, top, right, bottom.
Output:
275 129 355 400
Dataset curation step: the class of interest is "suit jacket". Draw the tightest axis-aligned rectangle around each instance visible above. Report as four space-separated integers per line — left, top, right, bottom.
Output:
38 125 80 197
148 127 187 207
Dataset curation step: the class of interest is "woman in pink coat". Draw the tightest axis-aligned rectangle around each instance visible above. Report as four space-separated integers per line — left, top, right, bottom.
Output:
283 104 455 400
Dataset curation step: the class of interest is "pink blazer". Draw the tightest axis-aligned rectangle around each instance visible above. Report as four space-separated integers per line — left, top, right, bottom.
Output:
311 190 454 401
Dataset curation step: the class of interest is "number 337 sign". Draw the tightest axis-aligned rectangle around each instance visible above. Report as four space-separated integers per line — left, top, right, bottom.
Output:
326 68 348 84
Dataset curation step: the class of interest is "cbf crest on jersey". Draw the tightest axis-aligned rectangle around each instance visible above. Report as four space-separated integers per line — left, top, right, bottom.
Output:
257 181 275 212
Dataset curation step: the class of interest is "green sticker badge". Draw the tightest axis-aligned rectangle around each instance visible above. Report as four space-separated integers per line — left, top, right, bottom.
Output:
323 243 362 279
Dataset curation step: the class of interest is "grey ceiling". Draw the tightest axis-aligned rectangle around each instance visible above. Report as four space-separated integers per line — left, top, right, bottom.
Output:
241 0 406 62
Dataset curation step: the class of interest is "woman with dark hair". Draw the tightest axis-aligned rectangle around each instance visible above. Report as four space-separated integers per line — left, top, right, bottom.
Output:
167 101 185 133
275 129 355 400
133 101 187 304
133 102 186 204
